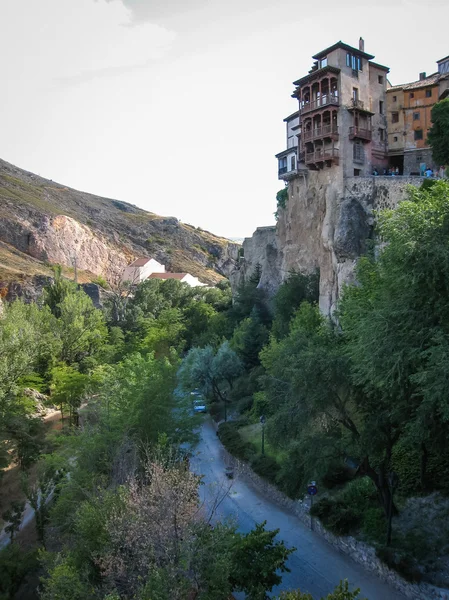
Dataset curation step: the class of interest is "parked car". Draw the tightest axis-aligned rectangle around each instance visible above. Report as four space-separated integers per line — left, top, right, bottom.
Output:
193 399 207 413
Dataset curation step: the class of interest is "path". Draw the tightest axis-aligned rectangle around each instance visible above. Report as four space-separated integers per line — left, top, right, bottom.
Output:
190 419 406 600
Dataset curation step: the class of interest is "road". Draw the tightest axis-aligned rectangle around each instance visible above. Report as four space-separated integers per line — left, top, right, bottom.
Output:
190 419 406 600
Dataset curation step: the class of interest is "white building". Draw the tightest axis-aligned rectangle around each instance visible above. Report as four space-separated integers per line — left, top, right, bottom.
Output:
121 257 165 283
149 272 206 287
275 111 303 181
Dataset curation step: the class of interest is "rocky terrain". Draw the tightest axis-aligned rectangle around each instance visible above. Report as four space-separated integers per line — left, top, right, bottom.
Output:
231 173 423 314
0 158 239 288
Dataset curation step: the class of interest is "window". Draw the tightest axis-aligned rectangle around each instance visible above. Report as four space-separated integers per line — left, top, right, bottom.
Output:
353 88 359 102
379 129 385 141
346 52 362 71
414 129 423 141
393 95 397 102
394 136 398 142
279 157 287 174
290 156 296 171
354 169 361 176
320 57 328 68
426 89 432 98
392 112 399 123
379 100 384 114
410 92 415 99
378 75 384 84
353 142 364 163
413 112 420 120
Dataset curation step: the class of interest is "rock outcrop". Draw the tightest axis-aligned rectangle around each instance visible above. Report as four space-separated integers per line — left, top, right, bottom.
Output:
232 173 423 314
0 158 239 285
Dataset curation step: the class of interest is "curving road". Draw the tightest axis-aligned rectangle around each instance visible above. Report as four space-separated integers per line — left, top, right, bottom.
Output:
190 419 406 600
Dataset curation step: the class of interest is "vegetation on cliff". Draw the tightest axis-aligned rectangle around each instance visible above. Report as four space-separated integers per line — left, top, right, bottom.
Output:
0 158 238 285
180 181 449 586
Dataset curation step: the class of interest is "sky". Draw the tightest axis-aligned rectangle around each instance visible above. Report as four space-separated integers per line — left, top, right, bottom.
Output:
1 0 448 239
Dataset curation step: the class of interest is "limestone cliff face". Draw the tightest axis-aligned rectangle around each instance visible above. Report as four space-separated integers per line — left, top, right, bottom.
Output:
0 158 239 284
232 174 423 315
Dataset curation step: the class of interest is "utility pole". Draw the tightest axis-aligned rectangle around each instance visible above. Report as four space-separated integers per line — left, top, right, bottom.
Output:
260 415 266 455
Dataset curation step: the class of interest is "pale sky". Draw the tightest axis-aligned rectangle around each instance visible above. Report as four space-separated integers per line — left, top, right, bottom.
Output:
1 0 448 238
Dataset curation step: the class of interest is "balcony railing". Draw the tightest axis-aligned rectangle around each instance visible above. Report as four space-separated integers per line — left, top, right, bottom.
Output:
303 124 339 141
305 148 340 164
278 166 288 175
300 95 339 114
347 98 367 111
349 126 372 141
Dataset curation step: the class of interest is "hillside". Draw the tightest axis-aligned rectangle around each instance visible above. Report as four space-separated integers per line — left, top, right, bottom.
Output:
0 158 239 285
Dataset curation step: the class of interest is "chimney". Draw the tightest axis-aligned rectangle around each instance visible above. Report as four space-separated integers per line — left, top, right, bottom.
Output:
419 72 426 80
359 37 365 52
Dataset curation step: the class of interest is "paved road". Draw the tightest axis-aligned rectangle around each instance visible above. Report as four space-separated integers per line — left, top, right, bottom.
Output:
190 419 406 600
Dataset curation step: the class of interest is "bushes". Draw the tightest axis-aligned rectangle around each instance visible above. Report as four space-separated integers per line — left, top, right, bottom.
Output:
250 454 279 483
218 422 254 462
310 498 360 536
376 546 423 583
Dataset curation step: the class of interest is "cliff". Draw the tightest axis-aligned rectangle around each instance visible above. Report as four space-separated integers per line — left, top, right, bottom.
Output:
0 158 239 286
231 173 423 314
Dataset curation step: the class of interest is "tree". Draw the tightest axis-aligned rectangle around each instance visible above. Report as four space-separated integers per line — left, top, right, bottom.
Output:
178 342 242 420
2 501 25 543
230 311 269 370
44 265 78 319
272 270 320 339
427 98 449 166
229 521 294 600
50 365 88 425
276 580 364 600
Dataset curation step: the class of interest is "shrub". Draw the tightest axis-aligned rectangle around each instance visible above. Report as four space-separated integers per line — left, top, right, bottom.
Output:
376 547 423 583
322 463 353 489
361 507 386 542
311 498 360 535
275 443 306 499
218 422 254 462
250 454 279 483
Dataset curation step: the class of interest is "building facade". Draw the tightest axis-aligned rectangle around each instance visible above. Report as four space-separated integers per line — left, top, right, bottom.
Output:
386 56 449 176
275 111 302 181
121 257 166 283
276 39 389 179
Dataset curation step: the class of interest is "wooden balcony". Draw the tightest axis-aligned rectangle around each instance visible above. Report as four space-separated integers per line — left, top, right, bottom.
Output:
303 124 339 142
300 95 339 115
349 126 372 142
305 148 340 165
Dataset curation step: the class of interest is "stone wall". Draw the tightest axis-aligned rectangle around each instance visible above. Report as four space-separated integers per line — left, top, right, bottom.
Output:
212 420 449 600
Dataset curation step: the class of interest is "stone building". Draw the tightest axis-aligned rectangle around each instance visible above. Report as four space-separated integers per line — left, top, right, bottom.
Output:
276 39 389 179
386 55 449 176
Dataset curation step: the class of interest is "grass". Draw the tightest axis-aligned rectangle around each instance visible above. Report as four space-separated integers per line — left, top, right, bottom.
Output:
239 423 286 462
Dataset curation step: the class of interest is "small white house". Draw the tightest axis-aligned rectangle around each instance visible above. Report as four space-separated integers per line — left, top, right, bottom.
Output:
149 272 206 287
121 257 165 283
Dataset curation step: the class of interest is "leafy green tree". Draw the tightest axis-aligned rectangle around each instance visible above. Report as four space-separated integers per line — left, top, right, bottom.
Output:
272 270 319 339
50 365 88 425
56 289 108 365
276 580 364 600
229 521 294 600
2 501 25 543
427 98 449 166
0 544 38 600
231 312 269 369
44 265 78 319
178 342 242 420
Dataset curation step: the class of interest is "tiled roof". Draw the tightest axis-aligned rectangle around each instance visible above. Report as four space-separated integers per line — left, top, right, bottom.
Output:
129 257 152 267
312 41 375 61
388 72 440 93
149 273 187 280
403 72 440 90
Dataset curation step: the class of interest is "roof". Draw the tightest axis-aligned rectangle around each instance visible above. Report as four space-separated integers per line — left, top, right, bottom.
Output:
369 61 390 72
293 65 340 87
387 72 440 92
129 257 153 267
437 55 449 64
283 110 299 122
149 272 188 280
312 41 375 61
403 72 440 90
